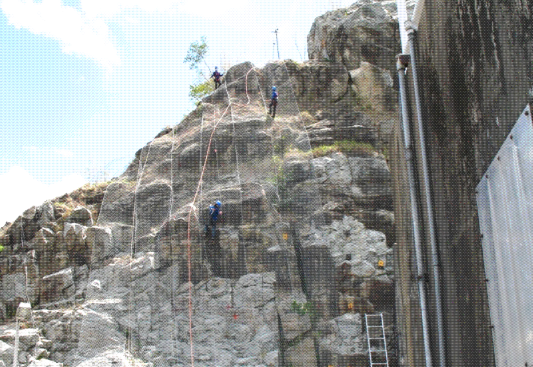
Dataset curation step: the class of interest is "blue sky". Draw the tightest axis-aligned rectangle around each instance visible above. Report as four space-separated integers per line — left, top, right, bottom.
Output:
0 0 354 225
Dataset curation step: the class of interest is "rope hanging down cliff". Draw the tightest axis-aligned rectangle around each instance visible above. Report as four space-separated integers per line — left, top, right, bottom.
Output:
183 65 264 366
185 102 231 367
128 134 156 353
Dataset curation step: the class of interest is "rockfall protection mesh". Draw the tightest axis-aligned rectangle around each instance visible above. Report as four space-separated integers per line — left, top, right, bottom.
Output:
4 60 399 367
77 62 336 367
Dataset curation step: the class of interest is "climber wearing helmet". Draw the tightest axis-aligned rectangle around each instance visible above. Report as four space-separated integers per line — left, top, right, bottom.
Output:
205 200 222 239
212 67 223 90
269 86 278 118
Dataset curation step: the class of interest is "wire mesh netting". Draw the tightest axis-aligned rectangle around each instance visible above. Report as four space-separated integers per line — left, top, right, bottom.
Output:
7 60 398 367
73 62 330 367
0 62 396 367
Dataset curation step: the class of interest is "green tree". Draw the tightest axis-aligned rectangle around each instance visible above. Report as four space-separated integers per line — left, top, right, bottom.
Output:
184 37 214 104
184 36 209 78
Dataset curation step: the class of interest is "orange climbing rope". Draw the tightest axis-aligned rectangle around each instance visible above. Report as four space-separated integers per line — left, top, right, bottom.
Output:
185 102 231 367
184 66 259 366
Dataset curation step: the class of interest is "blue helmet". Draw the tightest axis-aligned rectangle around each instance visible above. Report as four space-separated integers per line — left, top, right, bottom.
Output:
216 200 222 207
272 86 277 91
215 66 218 70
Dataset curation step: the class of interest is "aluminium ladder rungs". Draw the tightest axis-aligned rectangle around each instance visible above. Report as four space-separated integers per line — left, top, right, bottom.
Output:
365 313 390 367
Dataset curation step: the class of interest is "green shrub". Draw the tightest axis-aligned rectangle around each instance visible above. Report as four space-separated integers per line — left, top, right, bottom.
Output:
189 79 214 104
266 156 293 213
290 300 317 317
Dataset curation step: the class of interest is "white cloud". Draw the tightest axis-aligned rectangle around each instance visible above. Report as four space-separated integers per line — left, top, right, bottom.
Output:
0 0 258 69
0 0 120 69
0 166 86 226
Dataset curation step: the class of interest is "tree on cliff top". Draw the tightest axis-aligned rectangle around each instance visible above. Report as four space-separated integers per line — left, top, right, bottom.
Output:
184 37 214 104
184 36 210 79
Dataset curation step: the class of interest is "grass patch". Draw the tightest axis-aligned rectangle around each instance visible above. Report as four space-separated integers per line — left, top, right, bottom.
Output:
81 181 111 191
285 148 312 160
299 111 316 126
51 179 112 226
53 201 75 220
311 145 337 157
312 140 376 158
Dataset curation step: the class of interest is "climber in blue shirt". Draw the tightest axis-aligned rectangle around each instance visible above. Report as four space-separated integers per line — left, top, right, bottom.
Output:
269 86 278 118
212 67 223 90
205 200 222 239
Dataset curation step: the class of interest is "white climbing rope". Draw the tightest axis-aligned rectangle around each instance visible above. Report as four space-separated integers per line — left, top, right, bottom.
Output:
127 134 156 353
168 122 179 365
225 76 245 281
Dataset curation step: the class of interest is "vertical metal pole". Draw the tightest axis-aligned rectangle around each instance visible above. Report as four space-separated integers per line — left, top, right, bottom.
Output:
381 313 390 367
407 25 447 367
275 29 280 59
397 54 433 367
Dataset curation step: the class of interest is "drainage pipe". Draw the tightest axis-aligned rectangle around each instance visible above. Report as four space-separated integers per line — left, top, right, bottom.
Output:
407 24 447 367
396 0 409 52
397 54 433 367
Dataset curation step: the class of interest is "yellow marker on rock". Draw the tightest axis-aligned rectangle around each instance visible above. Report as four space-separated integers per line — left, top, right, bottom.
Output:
283 233 288 240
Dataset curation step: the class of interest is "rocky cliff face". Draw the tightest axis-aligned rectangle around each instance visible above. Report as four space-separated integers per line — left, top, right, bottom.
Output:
0 2 401 366
307 0 416 72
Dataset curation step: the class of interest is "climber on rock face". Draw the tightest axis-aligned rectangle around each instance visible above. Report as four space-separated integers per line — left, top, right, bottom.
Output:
212 67 223 90
269 86 278 118
205 200 222 239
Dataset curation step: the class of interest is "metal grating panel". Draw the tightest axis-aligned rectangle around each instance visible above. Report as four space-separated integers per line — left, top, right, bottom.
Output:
477 105 533 366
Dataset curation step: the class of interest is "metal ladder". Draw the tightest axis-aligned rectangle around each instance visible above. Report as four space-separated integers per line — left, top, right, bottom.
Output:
365 313 390 367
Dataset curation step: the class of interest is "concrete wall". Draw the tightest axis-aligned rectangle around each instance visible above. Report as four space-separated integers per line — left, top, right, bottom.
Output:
393 0 533 366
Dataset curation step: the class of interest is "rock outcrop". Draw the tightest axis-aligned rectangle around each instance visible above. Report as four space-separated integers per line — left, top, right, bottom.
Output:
308 0 400 72
307 0 417 71
0 1 402 366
